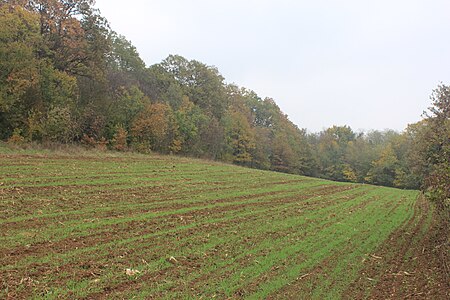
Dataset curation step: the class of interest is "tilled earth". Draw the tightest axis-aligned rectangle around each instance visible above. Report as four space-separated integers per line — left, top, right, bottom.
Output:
0 148 447 299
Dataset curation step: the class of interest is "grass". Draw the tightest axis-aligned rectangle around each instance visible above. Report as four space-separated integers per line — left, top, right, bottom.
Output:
0 145 424 299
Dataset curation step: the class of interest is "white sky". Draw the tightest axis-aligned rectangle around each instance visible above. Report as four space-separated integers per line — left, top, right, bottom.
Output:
94 0 450 133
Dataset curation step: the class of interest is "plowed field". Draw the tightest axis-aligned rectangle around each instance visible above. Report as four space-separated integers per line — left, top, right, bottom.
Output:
0 147 447 299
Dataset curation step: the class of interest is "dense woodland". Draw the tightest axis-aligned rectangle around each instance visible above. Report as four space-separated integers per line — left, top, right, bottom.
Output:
1 1 448 216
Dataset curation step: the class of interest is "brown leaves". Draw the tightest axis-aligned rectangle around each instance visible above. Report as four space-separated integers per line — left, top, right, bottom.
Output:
131 103 174 152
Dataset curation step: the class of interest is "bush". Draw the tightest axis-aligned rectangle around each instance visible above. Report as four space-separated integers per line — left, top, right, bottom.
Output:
43 106 76 143
7 128 25 145
112 125 128 151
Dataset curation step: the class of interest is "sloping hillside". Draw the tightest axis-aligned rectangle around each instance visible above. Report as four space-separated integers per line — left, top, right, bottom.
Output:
0 146 446 299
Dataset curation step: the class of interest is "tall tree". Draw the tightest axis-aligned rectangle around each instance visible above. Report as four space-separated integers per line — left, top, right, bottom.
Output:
312 126 356 181
419 85 450 216
365 144 399 187
131 102 176 153
0 4 78 141
160 55 228 120
0 5 42 137
224 110 255 164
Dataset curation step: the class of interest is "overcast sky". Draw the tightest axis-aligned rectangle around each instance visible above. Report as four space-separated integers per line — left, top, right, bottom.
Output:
94 0 450 133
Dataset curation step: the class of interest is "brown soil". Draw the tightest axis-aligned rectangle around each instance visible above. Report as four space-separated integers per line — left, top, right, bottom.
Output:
344 195 449 299
80 187 360 299
99 187 367 299
1 184 357 299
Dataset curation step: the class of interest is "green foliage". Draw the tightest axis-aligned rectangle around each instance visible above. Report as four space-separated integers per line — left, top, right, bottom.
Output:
0 4 42 135
43 106 76 143
107 85 147 132
7 128 25 144
312 126 356 181
160 55 228 119
224 110 255 164
108 33 146 73
172 96 205 154
342 164 358 182
418 85 450 217
40 64 78 107
365 144 398 187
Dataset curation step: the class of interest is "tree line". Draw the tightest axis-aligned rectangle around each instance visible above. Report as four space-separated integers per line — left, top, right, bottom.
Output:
0 1 448 216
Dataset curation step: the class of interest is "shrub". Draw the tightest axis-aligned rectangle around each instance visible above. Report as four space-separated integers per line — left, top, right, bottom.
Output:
112 125 128 151
7 128 25 145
